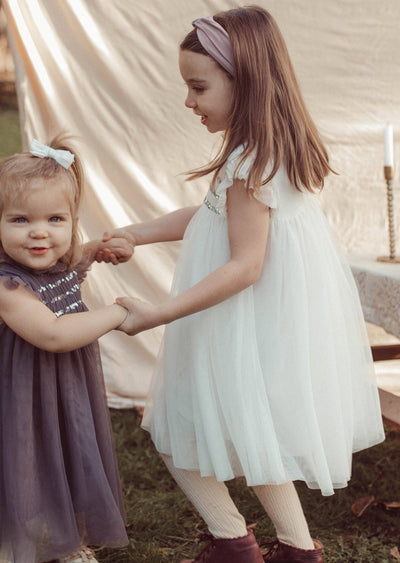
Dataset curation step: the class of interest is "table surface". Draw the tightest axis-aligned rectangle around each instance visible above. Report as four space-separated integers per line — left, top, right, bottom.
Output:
349 254 400 339
349 254 400 280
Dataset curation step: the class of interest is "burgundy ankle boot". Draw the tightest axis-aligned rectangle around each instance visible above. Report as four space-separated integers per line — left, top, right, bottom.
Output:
262 539 323 562
180 528 264 562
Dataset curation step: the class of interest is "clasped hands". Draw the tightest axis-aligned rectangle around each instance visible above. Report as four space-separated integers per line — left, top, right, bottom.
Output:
96 228 161 336
95 227 136 265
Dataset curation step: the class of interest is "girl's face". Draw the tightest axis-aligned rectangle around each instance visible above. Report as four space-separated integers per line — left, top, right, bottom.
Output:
0 178 75 270
179 49 233 133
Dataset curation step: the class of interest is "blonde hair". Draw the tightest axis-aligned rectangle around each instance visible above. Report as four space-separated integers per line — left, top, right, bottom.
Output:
180 5 334 192
0 133 84 268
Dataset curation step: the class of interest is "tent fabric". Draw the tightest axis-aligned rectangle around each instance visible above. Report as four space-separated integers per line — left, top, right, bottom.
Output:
3 0 400 407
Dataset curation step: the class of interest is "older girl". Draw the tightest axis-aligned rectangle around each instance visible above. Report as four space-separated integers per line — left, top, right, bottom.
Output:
107 7 384 562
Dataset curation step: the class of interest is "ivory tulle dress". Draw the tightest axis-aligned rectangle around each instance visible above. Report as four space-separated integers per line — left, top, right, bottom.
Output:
142 145 385 496
0 260 128 563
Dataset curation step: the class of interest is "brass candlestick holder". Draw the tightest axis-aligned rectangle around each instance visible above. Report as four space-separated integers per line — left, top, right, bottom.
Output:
378 165 400 263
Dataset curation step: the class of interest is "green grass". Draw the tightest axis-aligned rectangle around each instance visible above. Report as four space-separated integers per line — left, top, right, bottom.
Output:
0 108 22 157
0 82 21 156
3 98 400 563
100 409 400 563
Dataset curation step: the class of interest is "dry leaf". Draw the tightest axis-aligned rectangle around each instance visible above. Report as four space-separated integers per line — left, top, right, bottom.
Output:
380 501 400 511
351 495 376 517
390 546 400 560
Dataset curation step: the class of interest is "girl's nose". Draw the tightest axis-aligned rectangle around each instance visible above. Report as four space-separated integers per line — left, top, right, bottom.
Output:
30 227 48 239
185 94 196 109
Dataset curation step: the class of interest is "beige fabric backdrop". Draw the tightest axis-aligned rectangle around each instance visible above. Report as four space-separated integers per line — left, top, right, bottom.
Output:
4 0 400 407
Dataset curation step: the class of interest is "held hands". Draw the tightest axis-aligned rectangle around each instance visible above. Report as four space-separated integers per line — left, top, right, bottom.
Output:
96 229 136 265
116 297 164 335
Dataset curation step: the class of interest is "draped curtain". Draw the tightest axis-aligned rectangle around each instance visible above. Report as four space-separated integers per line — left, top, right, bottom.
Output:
4 0 400 406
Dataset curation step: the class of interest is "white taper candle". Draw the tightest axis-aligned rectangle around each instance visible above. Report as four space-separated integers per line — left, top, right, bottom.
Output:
384 124 394 167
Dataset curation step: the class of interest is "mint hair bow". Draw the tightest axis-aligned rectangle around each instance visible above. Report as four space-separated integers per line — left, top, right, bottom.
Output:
29 139 75 169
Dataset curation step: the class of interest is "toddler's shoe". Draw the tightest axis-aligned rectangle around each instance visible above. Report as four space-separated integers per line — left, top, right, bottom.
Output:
180 528 263 562
262 539 323 562
58 547 98 563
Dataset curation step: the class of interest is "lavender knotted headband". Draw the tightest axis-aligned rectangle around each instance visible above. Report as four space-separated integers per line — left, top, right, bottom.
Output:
192 17 235 76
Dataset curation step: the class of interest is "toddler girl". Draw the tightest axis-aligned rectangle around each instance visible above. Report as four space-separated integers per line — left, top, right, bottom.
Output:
0 136 132 563
107 7 385 562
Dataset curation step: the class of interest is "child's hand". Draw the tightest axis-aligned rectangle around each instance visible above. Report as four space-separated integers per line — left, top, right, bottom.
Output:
116 296 163 335
96 230 136 264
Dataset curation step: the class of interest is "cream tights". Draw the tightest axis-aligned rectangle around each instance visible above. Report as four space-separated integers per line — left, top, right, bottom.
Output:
162 454 314 549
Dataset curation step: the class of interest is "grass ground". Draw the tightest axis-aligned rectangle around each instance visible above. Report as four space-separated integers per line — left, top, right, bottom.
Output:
0 81 21 156
99 409 400 563
2 98 400 563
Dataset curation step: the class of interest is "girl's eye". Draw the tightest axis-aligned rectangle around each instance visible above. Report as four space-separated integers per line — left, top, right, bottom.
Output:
49 216 63 222
14 217 27 223
192 87 204 93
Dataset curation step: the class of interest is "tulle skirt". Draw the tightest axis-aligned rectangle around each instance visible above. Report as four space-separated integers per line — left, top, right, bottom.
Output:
143 198 384 496
0 336 128 562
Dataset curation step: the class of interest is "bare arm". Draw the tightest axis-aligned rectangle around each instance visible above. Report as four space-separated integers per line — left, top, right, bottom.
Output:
97 206 200 264
0 282 127 353
117 182 270 335
106 206 200 246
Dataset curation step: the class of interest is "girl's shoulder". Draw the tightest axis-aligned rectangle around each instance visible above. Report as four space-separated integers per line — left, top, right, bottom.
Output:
225 144 251 175
0 260 34 288
0 262 47 308
0 262 35 325
217 145 252 190
220 145 277 209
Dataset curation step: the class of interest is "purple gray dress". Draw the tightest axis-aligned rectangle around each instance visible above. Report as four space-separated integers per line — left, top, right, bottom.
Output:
0 260 128 563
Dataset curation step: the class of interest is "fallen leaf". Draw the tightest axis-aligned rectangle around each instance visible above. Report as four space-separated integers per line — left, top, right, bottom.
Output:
380 501 400 511
351 495 376 517
391 546 400 560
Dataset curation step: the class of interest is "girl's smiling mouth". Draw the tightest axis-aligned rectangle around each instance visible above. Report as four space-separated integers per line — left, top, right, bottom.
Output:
29 247 49 255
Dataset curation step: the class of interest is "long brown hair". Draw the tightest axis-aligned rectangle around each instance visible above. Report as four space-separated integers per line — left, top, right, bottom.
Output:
0 134 84 267
181 6 334 192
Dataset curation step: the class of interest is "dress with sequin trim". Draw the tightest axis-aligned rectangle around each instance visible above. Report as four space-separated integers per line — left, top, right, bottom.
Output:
0 260 128 563
142 144 384 497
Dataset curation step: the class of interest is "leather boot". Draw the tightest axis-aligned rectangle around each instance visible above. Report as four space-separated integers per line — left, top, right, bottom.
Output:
180 528 264 562
262 539 323 562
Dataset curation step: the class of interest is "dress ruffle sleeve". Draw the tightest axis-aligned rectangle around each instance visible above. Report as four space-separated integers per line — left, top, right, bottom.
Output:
0 268 36 295
220 145 278 209
0 266 39 326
